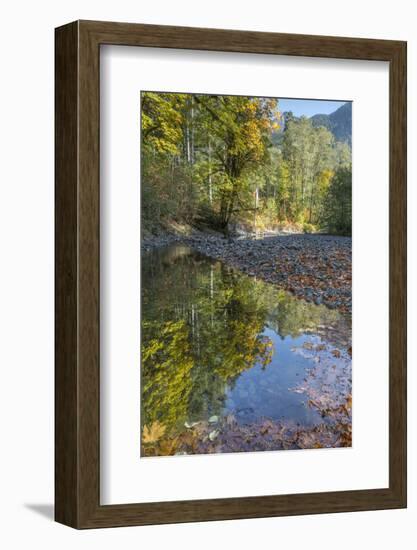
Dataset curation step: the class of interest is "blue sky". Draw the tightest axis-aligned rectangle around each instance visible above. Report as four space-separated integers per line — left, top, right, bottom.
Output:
277 98 348 118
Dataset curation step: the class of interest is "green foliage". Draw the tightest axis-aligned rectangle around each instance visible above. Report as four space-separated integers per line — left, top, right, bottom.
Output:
302 222 316 234
323 167 352 235
268 289 340 338
141 92 186 154
141 246 343 440
140 92 351 236
192 95 279 230
142 318 194 429
141 251 276 432
281 118 337 225
142 151 198 229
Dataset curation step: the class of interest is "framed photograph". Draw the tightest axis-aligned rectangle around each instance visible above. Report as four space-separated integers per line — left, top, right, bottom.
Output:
55 20 406 528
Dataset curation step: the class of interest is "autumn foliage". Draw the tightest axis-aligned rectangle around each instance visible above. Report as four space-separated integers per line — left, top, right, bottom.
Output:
141 92 352 235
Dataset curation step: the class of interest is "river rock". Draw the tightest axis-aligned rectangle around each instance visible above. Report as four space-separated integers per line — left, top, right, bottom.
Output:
208 429 220 441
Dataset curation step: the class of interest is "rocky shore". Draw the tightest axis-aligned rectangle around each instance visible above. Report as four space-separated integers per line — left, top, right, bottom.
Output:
142 232 352 315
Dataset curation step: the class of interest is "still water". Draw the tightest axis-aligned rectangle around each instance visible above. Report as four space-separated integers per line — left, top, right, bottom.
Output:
141 244 351 455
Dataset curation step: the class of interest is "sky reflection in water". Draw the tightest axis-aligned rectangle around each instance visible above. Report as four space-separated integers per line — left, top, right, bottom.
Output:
141 244 351 443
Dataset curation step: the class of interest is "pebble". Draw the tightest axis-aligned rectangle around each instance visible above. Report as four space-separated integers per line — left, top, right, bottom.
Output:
184 421 200 429
208 430 220 441
142 232 352 315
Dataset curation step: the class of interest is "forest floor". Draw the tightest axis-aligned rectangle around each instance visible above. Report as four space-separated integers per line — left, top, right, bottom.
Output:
142 231 352 315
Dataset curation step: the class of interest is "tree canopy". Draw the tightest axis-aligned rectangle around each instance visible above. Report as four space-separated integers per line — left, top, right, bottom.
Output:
141 92 352 236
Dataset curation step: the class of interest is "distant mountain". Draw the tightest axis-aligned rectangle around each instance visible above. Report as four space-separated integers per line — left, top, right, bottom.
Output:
310 102 352 144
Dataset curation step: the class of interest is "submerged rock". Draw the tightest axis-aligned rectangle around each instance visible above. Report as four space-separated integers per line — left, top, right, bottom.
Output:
184 421 200 429
208 429 220 441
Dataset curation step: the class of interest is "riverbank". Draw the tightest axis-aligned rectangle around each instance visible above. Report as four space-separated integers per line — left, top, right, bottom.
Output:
142 231 352 315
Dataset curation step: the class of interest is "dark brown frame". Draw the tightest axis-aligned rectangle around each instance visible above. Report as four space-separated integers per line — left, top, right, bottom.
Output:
55 20 407 529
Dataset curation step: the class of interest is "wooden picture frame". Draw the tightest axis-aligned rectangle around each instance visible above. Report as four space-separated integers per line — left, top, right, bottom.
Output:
55 20 407 528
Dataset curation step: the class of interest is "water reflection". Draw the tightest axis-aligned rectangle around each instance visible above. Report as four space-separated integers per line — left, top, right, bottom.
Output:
141 244 351 455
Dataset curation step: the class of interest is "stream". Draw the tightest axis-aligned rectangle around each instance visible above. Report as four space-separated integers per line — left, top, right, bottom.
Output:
141 243 352 456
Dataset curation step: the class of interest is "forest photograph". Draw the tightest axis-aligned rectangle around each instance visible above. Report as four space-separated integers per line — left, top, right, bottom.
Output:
140 92 352 457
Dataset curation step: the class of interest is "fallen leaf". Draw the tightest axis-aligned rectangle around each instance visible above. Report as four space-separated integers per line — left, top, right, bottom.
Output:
142 421 166 444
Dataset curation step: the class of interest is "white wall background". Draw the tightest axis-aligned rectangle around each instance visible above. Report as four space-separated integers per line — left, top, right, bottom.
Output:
0 0 415 548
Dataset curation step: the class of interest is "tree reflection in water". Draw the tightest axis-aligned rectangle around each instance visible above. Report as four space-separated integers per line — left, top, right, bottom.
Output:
141 244 351 456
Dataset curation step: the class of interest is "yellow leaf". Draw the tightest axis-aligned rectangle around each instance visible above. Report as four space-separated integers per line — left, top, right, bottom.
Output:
142 421 166 444
159 437 179 455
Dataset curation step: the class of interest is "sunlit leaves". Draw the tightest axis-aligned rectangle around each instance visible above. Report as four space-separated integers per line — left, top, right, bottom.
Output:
141 319 194 431
193 95 280 228
141 92 186 154
140 247 351 456
140 91 351 235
